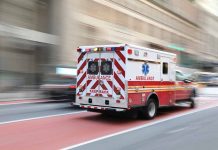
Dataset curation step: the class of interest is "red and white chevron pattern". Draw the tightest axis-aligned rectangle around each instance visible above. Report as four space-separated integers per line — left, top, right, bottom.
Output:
113 51 126 99
85 58 99 97
86 58 113 98
77 49 126 100
98 58 113 98
76 52 87 96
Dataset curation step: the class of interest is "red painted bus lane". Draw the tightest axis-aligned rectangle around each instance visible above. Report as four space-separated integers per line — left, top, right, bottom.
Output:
0 99 218 150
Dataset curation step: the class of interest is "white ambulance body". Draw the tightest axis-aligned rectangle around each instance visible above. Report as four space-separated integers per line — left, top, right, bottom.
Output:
75 44 194 119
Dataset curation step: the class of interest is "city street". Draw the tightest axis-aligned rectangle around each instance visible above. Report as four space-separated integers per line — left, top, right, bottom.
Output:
1 0 218 150
0 98 218 150
72 105 218 150
0 100 82 123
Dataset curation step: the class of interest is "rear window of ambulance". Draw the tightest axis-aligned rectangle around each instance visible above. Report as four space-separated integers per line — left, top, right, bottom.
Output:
101 61 113 75
88 61 99 75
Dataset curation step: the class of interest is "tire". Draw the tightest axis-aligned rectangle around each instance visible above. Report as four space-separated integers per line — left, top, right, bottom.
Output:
142 98 158 119
190 98 195 108
189 90 196 109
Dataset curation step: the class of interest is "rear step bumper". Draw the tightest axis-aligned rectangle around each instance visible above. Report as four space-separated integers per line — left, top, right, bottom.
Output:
75 104 127 112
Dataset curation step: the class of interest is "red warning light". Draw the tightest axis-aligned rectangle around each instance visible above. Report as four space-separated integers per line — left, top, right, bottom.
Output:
106 47 112 51
127 49 133 55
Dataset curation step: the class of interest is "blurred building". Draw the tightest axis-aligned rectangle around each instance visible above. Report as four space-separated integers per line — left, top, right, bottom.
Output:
196 0 218 17
52 0 218 72
1 0 218 91
0 0 58 91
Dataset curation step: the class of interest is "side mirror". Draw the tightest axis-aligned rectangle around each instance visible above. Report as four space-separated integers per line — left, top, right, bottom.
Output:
183 79 191 83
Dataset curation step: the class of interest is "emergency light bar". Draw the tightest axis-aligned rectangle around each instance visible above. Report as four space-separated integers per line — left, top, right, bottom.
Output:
77 46 124 53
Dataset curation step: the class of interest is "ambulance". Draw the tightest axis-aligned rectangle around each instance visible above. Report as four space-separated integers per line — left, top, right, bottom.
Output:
75 44 195 119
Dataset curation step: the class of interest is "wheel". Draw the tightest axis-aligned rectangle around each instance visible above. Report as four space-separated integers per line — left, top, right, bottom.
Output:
189 90 196 109
190 98 195 108
142 98 158 119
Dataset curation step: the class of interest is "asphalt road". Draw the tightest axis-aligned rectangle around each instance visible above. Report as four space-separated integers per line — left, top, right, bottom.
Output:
72 106 218 150
0 101 82 123
1 98 218 149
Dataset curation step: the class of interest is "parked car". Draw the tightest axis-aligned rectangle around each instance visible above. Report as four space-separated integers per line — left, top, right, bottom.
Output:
40 75 76 101
188 72 218 87
208 75 218 86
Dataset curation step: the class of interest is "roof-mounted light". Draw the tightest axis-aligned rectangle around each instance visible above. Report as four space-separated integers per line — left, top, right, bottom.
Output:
127 49 133 55
98 47 103 51
85 48 91 52
81 48 86 53
134 50 139 56
93 48 98 52
106 47 112 51
77 48 82 52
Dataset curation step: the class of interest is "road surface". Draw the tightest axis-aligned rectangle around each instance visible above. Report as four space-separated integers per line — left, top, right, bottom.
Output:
71 106 218 150
0 100 81 123
0 98 218 150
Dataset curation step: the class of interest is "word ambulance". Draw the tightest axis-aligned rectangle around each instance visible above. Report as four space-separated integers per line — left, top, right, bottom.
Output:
75 44 195 119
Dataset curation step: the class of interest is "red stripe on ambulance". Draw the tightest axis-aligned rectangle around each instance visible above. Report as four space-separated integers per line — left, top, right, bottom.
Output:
77 61 86 75
114 73 125 90
115 51 126 64
87 80 99 96
86 80 92 87
114 59 125 77
77 73 86 87
78 52 86 63
128 81 175 86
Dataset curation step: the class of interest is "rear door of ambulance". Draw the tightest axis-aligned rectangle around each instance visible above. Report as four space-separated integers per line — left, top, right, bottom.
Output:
77 46 127 108
86 50 114 101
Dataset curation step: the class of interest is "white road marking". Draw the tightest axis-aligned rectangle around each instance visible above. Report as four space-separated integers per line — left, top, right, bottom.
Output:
167 127 186 134
62 105 218 150
0 111 86 125
0 99 69 106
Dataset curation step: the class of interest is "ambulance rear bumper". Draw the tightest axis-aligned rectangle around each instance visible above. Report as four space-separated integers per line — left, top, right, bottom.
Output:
74 103 127 112
75 95 128 109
